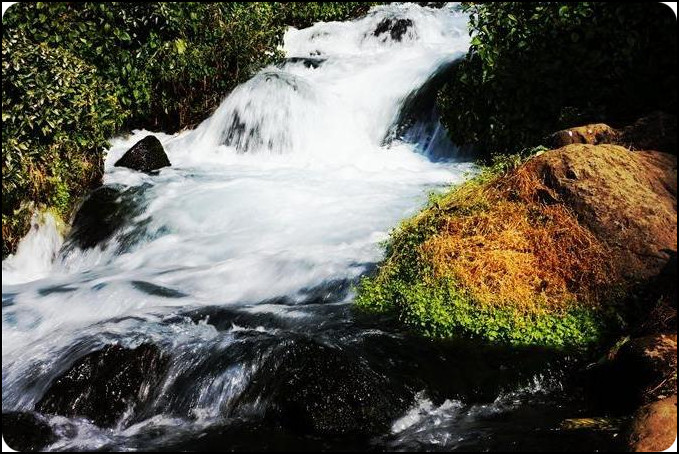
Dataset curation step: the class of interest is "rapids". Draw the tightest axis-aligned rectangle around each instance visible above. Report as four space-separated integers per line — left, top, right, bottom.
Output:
2 4 622 451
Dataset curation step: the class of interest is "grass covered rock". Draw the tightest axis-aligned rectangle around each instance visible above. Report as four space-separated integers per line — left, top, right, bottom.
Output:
357 137 677 348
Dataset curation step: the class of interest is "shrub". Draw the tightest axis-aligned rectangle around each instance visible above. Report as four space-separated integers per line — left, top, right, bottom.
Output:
2 31 126 257
437 2 677 155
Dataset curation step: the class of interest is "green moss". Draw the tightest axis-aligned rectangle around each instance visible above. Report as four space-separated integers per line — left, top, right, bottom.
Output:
356 273 606 349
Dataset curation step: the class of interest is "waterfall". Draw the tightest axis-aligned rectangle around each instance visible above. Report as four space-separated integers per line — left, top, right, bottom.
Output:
2 5 595 452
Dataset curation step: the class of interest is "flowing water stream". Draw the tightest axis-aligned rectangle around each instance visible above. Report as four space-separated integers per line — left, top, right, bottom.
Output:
2 4 621 451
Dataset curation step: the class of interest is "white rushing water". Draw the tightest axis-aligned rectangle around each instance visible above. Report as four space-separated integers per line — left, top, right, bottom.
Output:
2 3 472 434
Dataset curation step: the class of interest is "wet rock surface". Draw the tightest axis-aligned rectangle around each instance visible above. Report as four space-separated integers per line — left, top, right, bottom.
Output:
2 411 57 452
36 343 169 428
237 337 412 436
114 135 170 172
373 18 414 41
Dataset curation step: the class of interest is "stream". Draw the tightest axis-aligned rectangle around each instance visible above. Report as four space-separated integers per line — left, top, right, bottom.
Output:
2 4 622 451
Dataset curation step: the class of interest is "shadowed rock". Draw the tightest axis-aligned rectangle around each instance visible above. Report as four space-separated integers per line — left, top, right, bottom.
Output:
237 338 411 436
36 344 169 428
114 135 170 172
2 412 57 452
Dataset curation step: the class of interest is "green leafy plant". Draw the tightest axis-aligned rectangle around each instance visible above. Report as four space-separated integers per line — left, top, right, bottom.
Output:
437 2 677 156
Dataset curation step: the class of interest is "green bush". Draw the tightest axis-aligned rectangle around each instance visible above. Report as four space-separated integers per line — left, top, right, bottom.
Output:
2 31 126 257
437 2 677 155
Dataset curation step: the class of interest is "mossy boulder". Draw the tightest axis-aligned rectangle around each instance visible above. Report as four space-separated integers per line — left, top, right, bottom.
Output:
114 135 170 172
356 132 677 348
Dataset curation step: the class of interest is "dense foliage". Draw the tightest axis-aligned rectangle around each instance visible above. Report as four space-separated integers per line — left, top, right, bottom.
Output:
437 2 677 155
2 2 379 257
2 31 126 256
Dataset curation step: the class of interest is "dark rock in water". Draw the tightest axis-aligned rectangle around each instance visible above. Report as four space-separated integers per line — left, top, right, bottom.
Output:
64 184 148 251
383 59 463 159
237 338 411 436
66 186 123 249
279 57 326 69
36 344 169 428
373 18 413 41
2 411 57 452
114 135 170 172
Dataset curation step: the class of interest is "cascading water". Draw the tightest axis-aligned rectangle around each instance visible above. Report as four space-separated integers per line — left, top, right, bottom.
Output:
2 4 622 451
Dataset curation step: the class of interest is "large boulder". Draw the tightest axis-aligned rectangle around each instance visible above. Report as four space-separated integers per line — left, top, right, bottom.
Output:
114 135 170 172
36 343 168 427
627 395 677 452
526 144 677 282
236 338 411 436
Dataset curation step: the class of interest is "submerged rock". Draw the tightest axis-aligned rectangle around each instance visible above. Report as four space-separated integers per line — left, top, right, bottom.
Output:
2 411 57 452
238 338 411 436
114 135 170 172
65 186 123 249
64 184 148 251
36 343 168 428
373 18 414 41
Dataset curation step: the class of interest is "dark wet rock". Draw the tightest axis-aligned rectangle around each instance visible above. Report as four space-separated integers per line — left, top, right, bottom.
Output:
64 185 147 250
36 344 169 428
65 186 123 249
114 135 170 172
373 18 413 41
237 338 412 436
383 59 461 159
280 57 326 69
2 411 57 452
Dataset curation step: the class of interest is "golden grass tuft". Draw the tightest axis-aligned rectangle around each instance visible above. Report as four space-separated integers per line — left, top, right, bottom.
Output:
419 165 615 315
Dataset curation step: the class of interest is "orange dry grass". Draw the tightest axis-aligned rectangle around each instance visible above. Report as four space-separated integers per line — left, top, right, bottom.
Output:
421 166 613 314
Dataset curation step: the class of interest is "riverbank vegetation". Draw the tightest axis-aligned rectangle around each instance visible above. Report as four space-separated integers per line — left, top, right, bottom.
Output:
436 2 677 156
